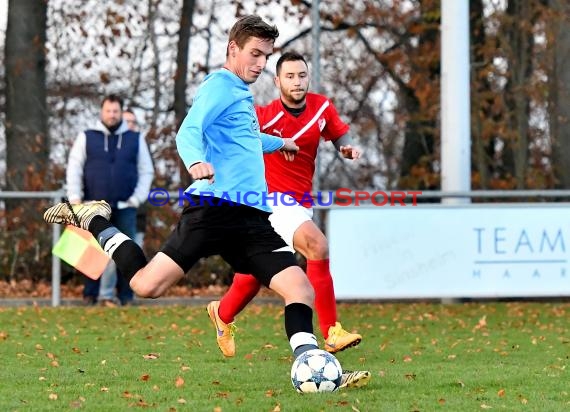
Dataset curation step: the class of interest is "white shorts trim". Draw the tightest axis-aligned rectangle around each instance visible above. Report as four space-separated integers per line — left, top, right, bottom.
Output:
268 193 313 248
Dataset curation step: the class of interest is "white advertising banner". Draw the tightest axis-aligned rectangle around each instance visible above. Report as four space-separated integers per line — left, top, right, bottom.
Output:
328 204 570 299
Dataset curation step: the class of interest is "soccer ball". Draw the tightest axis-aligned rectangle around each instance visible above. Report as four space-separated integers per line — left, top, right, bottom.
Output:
290 349 342 393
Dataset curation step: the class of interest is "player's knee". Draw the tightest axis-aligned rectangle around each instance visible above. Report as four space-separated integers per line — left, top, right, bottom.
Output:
270 267 314 305
306 239 329 260
130 277 160 299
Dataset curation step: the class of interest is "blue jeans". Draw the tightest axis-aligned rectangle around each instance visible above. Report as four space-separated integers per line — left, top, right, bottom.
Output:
84 207 137 304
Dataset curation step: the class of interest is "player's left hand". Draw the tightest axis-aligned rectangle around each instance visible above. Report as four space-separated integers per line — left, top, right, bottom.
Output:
339 145 361 160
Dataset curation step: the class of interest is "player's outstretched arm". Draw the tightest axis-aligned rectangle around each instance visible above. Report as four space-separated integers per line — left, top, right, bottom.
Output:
333 134 361 160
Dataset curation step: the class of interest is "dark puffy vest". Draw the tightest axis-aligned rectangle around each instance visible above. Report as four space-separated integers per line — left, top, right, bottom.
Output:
83 129 139 207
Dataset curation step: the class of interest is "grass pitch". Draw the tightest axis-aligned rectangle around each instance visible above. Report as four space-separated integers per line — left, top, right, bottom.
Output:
0 301 569 411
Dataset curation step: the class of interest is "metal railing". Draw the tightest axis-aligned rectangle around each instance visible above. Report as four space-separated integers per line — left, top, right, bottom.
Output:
1 190 65 306
4 188 570 306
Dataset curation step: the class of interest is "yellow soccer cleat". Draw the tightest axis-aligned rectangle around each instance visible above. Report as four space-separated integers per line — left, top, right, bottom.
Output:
324 322 362 353
207 301 236 357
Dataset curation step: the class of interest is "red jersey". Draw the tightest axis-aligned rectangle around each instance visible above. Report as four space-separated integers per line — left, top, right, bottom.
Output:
256 93 349 207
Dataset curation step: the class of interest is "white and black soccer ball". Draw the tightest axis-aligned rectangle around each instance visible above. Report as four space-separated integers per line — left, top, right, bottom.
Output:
290 349 342 393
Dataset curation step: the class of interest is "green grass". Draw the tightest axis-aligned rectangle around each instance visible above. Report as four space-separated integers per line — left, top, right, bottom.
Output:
0 302 569 411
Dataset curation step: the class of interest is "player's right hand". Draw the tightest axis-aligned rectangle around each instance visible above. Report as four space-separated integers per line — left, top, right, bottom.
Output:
189 162 215 184
280 138 299 161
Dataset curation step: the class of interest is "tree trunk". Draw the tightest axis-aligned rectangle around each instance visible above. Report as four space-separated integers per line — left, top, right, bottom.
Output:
503 2 533 189
549 0 570 188
398 0 440 193
174 0 196 188
470 0 490 189
4 0 48 192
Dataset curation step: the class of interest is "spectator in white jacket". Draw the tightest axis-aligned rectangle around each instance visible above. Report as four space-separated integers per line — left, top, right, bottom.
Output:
66 95 153 305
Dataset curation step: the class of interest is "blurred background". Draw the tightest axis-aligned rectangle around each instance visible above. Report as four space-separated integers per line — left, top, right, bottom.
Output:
1 0 570 298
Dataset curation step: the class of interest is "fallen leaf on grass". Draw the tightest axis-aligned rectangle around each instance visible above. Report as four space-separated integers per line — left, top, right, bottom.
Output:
438 398 446 405
273 404 281 412
178 398 187 404
175 376 184 387
140 374 150 381
48 393 58 400
497 389 505 397
480 404 492 409
132 400 149 407
143 353 160 360
473 315 487 331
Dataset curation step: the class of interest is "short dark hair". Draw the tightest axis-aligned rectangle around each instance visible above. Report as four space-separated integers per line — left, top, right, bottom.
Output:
276 51 308 76
101 94 123 109
227 15 279 55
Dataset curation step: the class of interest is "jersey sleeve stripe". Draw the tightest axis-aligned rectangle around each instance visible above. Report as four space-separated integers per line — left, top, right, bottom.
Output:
261 111 285 131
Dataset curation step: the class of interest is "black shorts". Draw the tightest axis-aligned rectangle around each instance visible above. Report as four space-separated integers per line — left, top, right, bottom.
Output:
161 196 298 287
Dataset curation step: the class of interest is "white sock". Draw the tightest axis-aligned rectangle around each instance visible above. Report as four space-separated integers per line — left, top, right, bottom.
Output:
103 233 131 258
289 332 318 353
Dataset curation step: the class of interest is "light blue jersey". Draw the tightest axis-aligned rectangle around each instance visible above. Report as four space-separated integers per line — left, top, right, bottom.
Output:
176 70 284 213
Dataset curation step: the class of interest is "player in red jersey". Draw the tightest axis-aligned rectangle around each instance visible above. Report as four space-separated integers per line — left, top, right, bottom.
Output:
208 51 364 362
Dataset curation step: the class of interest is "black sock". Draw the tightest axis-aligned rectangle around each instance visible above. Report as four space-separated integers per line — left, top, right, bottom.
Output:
285 302 314 338
88 216 146 282
88 216 114 240
111 240 147 282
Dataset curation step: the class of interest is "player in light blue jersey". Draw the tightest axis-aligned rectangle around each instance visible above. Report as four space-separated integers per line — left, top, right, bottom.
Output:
176 68 286 212
44 15 323 364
